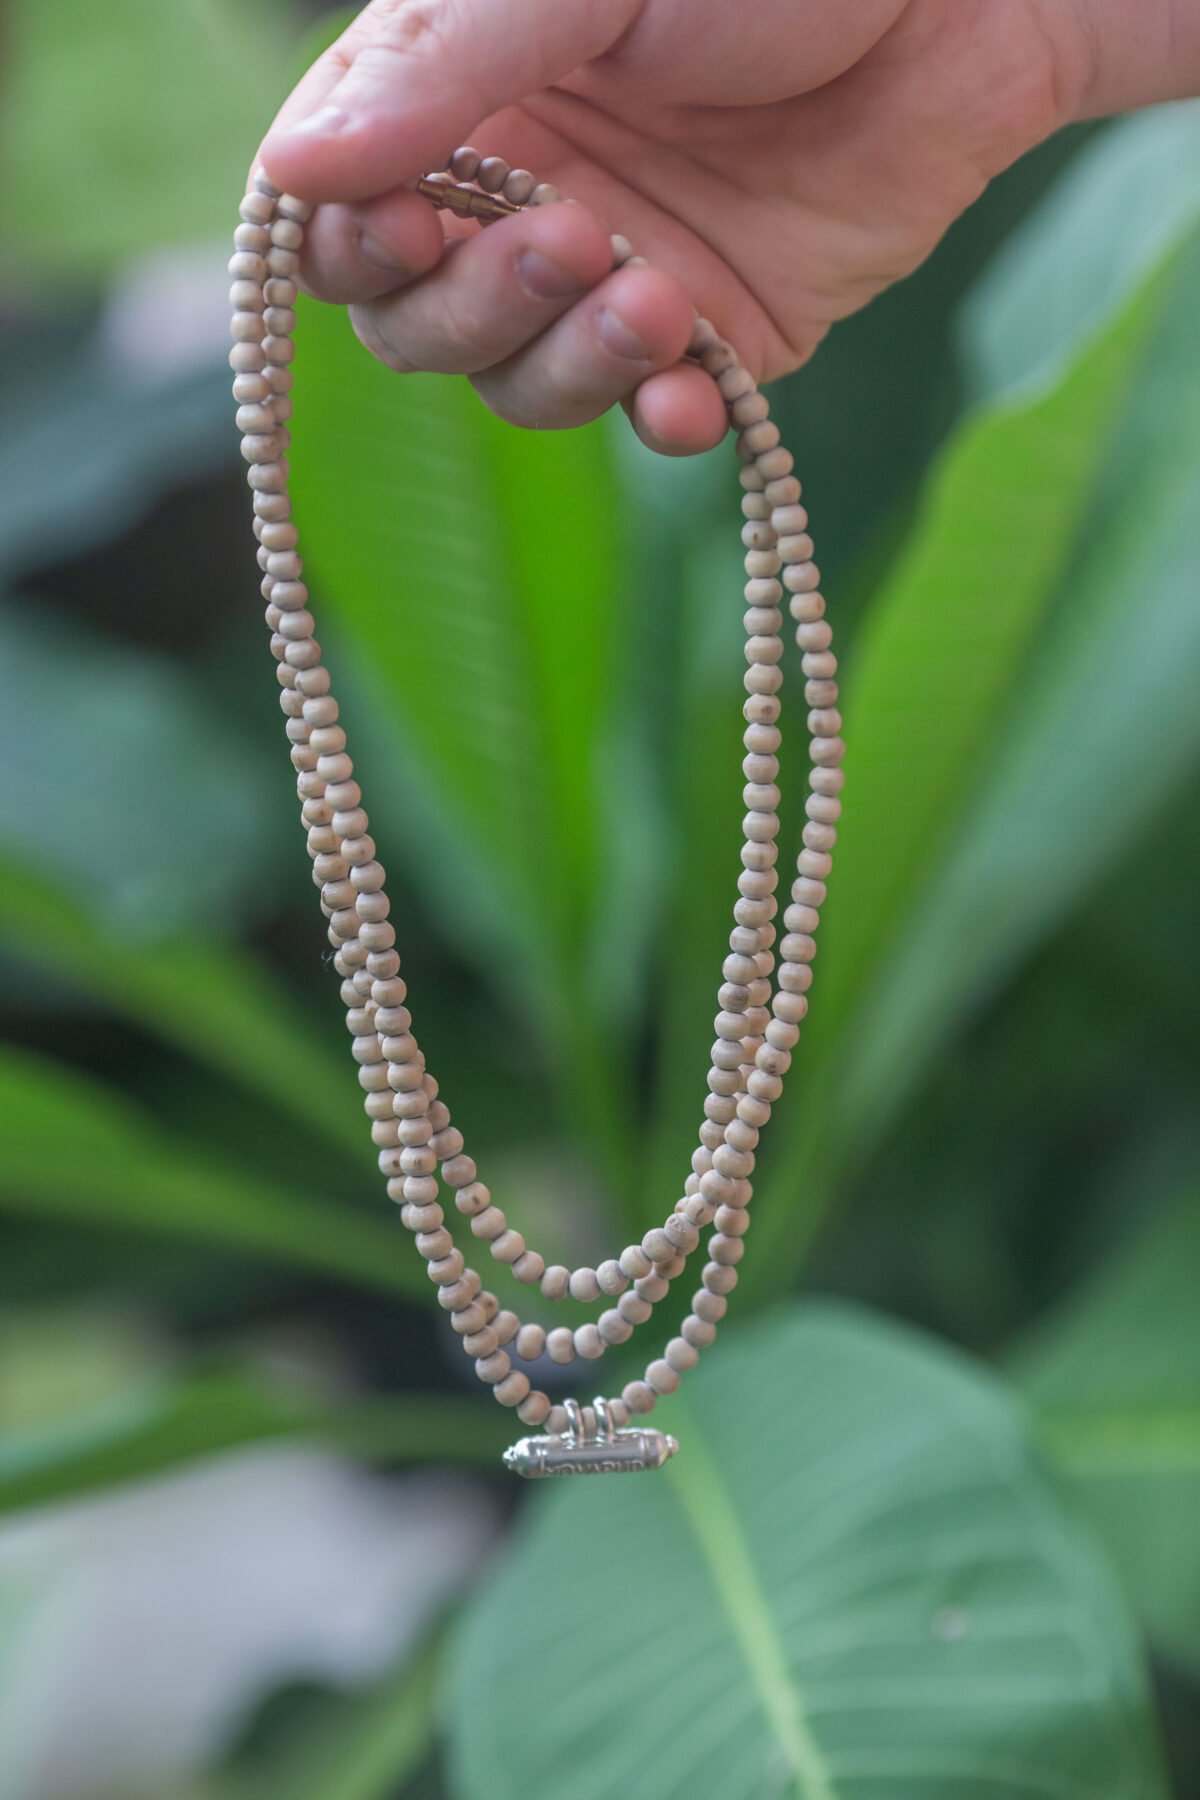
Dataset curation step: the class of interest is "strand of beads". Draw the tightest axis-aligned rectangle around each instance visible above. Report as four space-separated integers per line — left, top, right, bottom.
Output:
233 151 842 1439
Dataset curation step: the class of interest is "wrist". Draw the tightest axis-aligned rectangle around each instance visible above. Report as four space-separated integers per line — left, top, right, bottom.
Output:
1041 0 1200 125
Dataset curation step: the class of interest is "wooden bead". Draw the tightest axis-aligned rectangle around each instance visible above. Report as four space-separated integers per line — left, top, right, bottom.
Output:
512 1249 545 1284
574 1323 604 1360
546 1327 575 1364
475 1350 511 1385
646 1359 680 1395
517 1389 551 1426
682 1315 717 1348
515 1323 546 1361
615 1289 653 1332
569 1267 600 1303
599 1308 633 1345
540 1264 570 1300
622 1380 656 1416
494 1370 530 1407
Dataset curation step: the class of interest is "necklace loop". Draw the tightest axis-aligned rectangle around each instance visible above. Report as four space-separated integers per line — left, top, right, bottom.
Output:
234 150 843 1472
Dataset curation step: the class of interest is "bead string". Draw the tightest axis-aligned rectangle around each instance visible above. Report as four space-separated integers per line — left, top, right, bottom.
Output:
232 149 844 1438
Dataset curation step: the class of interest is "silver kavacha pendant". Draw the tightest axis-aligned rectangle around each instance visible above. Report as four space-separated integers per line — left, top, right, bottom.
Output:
504 1397 679 1478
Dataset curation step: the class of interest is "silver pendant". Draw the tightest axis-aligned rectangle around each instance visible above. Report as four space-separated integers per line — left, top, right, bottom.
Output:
504 1396 679 1478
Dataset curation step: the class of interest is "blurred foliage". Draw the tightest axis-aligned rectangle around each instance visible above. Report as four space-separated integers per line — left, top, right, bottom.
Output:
0 0 1198 1791
0 0 294 279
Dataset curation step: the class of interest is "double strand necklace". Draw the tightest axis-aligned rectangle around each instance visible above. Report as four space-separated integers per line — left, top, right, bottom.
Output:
230 152 844 1478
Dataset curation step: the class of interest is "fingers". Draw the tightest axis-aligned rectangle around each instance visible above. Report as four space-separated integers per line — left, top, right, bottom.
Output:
349 200 617 374
299 188 446 303
259 0 639 203
469 264 702 435
624 365 730 456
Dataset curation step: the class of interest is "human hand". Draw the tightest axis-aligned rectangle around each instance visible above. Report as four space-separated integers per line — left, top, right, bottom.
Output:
259 0 1195 455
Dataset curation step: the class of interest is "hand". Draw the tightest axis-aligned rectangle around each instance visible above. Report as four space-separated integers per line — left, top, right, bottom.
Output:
258 0 1186 456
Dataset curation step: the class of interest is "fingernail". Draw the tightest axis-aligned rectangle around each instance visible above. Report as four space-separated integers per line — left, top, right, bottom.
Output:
280 103 348 137
597 304 650 361
516 248 587 300
357 227 414 274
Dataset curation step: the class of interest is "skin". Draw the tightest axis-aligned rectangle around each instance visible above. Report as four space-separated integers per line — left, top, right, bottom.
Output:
258 0 1200 457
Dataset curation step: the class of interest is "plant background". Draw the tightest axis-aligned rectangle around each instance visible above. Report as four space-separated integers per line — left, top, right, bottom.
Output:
1 3 1197 1796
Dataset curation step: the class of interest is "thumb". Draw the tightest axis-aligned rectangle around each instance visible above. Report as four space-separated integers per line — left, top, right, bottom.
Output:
260 0 639 203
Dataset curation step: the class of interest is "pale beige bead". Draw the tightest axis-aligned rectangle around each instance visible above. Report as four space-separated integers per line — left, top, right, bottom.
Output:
470 1206 507 1240
710 1233 744 1266
546 1405 570 1435
512 1249 545 1285
476 1349 511 1384
702 1261 739 1295
476 155 509 191
693 1288 728 1324
428 1250 465 1285
574 1323 604 1361
492 1309 519 1346
234 222 270 252
618 1290 653 1326
517 1389 551 1426
622 1380 656 1415
596 1259 627 1295
540 1263 570 1300
610 232 634 266
607 1398 632 1428
529 182 560 205
732 391 770 427
239 191 275 226
463 1324 499 1357
664 1213 699 1253
451 1299 489 1336
449 145 481 179
667 1334 701 1372
641 1228 674 1265
455 1180 492 1224
684 1195 716 1228
515 1323 546 1361
647 1359 680 1395
682 1314 717 1348
636 1271 670 1303
569 1267 600 1303
271 216 304 250
546 1326 575 1363
503 168 537 204
599 1308 633 1346
494 1370 530 1408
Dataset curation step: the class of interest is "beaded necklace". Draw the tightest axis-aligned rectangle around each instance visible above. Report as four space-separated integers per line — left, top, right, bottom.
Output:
231 151 843 1477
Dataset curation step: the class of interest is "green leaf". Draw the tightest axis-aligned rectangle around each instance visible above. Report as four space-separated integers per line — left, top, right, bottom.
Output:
0 0 293 279
0 1045 421 1298
289 302 622 991
749 124 1200 1286
449 1305 1165 1799
0 602 288 937
1013 1187 1200 1680
288 300 636 1182
0 860 367 1164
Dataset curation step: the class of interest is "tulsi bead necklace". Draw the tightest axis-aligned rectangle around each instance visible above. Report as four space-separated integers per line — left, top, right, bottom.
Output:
232 151 844 1478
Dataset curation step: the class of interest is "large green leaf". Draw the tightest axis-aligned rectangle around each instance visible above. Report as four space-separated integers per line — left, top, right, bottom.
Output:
449 1306 1165 1799
288 300 636 1181
810 226 1200 1167
748 119 1200 1284
0 861 366 1164
0 1046 420 1297
1013 1187 1200 1680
